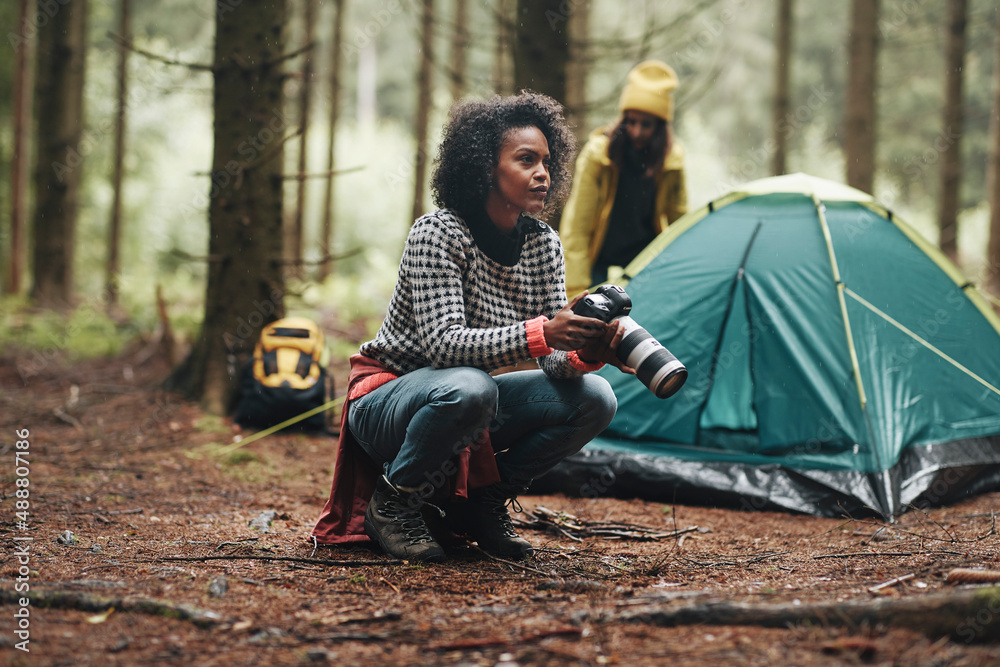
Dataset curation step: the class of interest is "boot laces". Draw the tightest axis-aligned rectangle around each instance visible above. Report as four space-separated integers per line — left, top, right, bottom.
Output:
484 496 521 537
383 494 436 545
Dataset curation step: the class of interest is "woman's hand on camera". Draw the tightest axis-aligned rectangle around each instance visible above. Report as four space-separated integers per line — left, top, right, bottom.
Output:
577 319 637 374
543 293 607 351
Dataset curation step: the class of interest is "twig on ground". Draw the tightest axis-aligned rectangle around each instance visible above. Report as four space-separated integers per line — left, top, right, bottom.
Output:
379 577 400 594
515 506 703 542
814 550 966 560
471 546 554 577
814 551 914 559
147 555 400 567
425 626 582 652
215 538 260 551
902 503 959 543
53 407 83 429
868 573 915 593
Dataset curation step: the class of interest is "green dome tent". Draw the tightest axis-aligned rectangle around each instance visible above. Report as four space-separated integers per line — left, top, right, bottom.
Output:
536 173 1000 519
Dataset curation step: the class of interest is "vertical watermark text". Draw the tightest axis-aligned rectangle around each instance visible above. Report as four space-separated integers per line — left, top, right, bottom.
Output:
12 428 33 652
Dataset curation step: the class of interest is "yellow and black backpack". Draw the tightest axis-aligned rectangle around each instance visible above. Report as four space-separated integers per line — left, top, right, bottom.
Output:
234 317 331 431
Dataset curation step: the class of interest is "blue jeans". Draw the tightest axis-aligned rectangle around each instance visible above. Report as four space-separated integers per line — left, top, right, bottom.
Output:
347 367 617 494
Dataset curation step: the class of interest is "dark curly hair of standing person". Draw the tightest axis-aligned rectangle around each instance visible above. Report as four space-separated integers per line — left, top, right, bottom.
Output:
430 91 576 221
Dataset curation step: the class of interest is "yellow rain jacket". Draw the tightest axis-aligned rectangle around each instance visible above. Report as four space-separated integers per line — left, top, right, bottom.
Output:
559 129 688 297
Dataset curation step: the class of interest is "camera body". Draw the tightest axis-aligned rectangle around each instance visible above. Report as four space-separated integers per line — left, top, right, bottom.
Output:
573 285 687 399
572 283 634 322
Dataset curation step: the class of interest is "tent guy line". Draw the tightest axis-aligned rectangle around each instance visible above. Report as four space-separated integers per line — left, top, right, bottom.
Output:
844 287 1000 398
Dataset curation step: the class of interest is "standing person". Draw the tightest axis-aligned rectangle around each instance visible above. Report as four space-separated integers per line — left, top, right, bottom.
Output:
560 60 689 297
311 92 634 563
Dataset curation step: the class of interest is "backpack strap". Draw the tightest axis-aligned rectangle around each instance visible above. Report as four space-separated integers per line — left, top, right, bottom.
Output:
295 350 313 378
262 348 279 376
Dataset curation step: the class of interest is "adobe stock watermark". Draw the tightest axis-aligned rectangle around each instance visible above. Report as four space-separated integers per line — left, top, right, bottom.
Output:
955 592 1000 644
544 0 588 31
672 0 753 67
709 84 831 199
900 125 962 185
119 395 182 447
193 0 245 22
410 405 514 505
383 145 430 193
11 428 33 653
342 0 422 62
221 286 287 355
5 0 94 52
878 0 930 39
580 467 616 499
735 415 850 515
178 105 296 222
51 50 176 183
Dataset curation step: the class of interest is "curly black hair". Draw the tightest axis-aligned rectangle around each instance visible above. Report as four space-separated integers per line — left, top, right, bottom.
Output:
430 91 576 220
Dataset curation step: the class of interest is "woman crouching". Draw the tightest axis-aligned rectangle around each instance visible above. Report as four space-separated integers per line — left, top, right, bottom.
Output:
311 92 632 562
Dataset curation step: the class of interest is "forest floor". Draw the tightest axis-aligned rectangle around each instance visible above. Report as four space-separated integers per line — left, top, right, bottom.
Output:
2 343 1000 667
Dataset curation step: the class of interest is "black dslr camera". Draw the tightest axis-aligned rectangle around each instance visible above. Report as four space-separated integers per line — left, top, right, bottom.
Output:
572 285 687 399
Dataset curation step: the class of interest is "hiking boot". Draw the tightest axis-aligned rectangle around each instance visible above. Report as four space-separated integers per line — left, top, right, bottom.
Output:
447 483 534 560
364 475 446 563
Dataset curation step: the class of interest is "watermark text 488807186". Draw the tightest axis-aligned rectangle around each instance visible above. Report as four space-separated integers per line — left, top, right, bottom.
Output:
12 428 32 652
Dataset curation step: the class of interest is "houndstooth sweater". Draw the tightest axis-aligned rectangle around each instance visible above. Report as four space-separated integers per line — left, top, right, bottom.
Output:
359 209 590 379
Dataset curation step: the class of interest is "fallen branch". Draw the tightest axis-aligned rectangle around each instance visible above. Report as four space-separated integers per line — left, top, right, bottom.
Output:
813 551 913 559
62 508 144 515
584 587 1000 643
150 555 399 567
813 550 964 560
0 588 224 628
515 506 702 542
52 407 83 429
426 626 582 651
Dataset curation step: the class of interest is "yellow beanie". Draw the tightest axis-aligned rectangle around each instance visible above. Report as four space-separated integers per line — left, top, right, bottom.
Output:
618 60 678 122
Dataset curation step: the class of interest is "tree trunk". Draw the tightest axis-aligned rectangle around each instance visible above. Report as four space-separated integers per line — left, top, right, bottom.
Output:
107 0 132 307
166 0 289 415
492 0 513 95
411 0 435 223
988 10 1000 298
291 0 318 278
937 0 967 262
565 0 589 144
449 0 468 101
30 0 88 307
513 0 569 103
318 0 346 282
771 0 794 176
845 0 878 195
6 0 35 295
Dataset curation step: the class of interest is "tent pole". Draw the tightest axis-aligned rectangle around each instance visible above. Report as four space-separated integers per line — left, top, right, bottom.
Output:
812 195 867 411
813 195 892 516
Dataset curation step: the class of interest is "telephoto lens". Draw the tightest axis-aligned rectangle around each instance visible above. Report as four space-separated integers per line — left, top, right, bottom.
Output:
613 315 687 398
572 285 687 399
